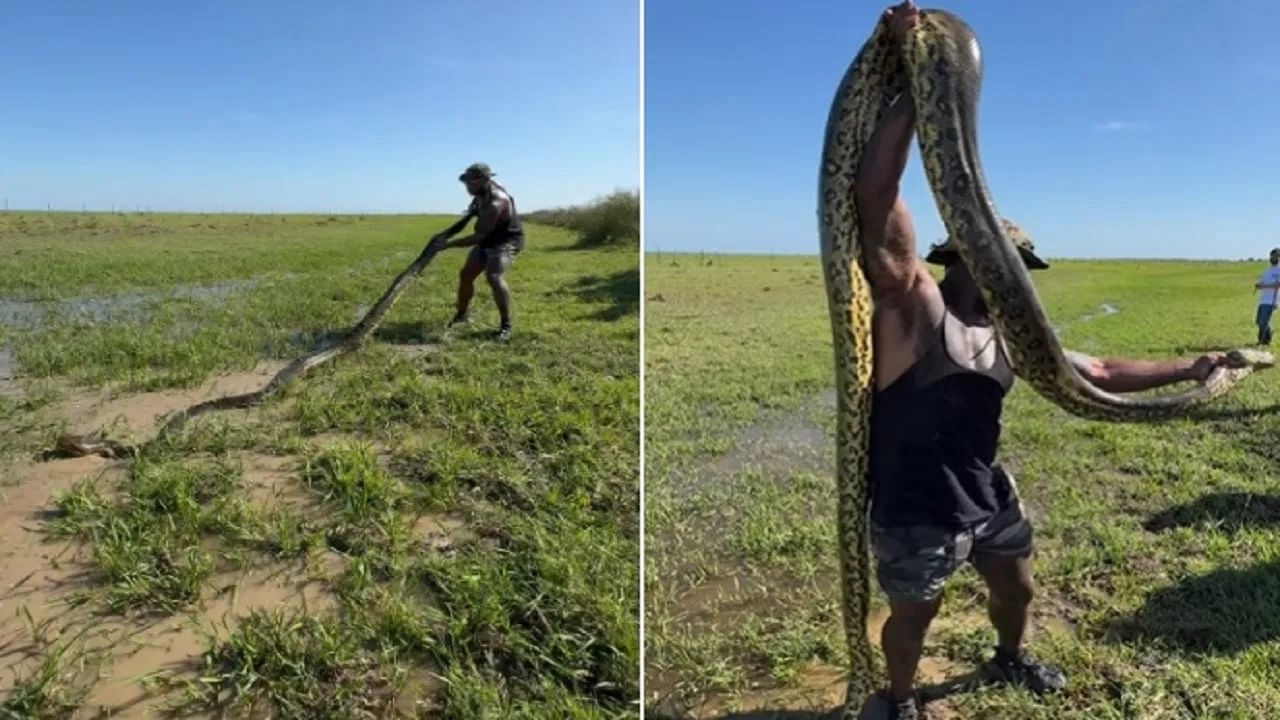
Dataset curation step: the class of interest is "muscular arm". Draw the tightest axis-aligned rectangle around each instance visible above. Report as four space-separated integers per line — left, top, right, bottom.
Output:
855 90 922 299
858 87 945 388
1067 350 1215 394
448 194 508 248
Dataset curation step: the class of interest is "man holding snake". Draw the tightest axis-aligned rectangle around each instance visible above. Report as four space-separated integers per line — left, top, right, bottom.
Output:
860 3 1234 717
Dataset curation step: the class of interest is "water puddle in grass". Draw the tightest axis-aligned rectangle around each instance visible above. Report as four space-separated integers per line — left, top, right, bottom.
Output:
647 600 967 720
0 279 259 329
673 388 836 504
1053 302 1120 338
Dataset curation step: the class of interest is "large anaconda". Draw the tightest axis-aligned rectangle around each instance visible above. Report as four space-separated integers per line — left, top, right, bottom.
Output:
43 212 475 461
818 6 1273 715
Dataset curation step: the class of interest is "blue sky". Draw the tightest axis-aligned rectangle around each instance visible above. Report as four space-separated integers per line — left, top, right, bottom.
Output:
645 0 1280 260
0 1 638 214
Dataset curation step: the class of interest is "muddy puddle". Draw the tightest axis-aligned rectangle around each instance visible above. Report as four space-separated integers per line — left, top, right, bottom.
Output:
0 447 332 717
56 360 290 439
674 389 836 504
646 580 1067 720
0 470 465 718
648 598 968 720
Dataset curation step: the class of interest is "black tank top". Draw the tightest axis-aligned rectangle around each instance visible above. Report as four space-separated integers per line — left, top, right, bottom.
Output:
868 310 1016 529
473 183 525 250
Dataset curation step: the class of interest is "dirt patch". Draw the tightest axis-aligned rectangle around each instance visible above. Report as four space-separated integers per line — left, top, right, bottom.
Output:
0 365 473 716
239 453 317 515
0 444 354 717
411 513 474 553
392 342 442 361
77 553 343 717
392 665 446 717
0 456 125 695
57 360 289 439
0 456 120 608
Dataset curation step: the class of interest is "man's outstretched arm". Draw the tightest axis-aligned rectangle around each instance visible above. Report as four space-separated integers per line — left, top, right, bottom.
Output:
1067 350 1229 393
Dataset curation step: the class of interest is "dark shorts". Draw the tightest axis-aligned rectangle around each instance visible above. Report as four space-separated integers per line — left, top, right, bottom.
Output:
870 481 1034 604
467 242 520 276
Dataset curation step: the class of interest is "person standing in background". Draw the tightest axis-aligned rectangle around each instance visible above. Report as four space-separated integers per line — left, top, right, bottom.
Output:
1254 248 1280 345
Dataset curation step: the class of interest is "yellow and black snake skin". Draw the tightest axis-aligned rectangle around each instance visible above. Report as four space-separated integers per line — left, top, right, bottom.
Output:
818 8 1273 715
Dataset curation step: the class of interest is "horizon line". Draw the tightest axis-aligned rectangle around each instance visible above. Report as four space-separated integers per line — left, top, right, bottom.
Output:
0 204 630 217
642 250 1272 262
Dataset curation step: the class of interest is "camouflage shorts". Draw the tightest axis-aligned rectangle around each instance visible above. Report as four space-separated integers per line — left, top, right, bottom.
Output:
467 242 519 276
870 491 1034 605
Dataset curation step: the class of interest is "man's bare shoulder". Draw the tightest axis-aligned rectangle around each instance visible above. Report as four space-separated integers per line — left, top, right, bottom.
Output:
482 189 511 216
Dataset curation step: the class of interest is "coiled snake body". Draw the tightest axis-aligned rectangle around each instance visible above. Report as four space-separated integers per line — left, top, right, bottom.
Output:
818 9 1273 715
44 216 472 461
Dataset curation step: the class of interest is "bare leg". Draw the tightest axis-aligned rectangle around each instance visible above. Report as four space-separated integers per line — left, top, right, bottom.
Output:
485 249 514 329
486 271 511 328
973 550 1066 693
973 553 1033 654
881 596 942 703
455 253 485 321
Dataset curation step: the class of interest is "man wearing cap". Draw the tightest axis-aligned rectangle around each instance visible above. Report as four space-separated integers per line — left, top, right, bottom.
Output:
439 162 525 341
1253 247 1280 345
858 4 1235 718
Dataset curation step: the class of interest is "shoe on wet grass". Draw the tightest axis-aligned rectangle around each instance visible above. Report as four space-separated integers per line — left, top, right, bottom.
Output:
982 646 1066 695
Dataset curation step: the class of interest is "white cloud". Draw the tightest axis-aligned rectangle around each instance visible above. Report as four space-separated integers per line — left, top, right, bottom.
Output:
1093 120 1150 132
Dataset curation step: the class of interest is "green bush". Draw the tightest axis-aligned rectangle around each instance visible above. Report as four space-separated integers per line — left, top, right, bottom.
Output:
523 189 638 247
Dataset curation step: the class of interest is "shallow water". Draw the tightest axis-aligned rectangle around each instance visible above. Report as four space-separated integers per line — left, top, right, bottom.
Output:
1054 302 1121 337
0 279 257 328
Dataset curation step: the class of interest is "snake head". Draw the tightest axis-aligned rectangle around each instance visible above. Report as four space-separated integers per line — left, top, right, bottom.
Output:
1225 348 1276 368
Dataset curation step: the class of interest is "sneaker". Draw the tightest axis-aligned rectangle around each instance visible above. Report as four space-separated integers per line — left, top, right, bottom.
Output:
886 695 920 720
982 646 1066 695
447 313 470 329
494 326 511 342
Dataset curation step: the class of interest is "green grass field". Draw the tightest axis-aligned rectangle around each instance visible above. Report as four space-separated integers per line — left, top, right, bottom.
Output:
0 211 639 718
644 252 1280 719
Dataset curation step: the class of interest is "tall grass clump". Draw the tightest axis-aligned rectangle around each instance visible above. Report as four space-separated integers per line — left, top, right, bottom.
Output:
523 190 638 248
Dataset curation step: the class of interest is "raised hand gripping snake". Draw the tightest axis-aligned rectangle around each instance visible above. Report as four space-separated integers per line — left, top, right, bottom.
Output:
44 213 474 461
818 7 1274 715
